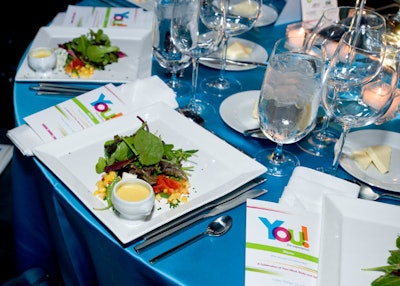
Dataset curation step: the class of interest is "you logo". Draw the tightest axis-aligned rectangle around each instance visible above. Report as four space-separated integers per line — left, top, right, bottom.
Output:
259 217 310 248
90 93 122 121
112 11 131 27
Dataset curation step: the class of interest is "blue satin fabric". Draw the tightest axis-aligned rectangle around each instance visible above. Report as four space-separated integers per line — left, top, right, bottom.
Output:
11 0 400 285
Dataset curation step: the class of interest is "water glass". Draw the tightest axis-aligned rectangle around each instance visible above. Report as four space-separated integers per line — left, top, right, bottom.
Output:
256 36 324 177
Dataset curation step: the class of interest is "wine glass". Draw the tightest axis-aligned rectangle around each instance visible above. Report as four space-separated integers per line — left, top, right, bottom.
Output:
297 6 387 157
320 29 397 174
255 36 324 177
152 0 192 97
170 0 225 122
200 0 262 97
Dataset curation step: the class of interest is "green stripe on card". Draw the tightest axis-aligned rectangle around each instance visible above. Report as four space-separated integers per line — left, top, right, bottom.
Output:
246 242 318 263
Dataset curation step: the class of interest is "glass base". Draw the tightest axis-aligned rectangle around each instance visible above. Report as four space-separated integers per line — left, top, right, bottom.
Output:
296 127 340 157
256 148 300 177
315 166 336 176
200 76 242 97
178 98 215 126
166 80 191 98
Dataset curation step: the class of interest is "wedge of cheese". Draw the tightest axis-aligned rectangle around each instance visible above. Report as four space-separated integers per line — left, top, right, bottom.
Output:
351 145 392 174
351 149 372 170
227 41 253 60
366 145 392 174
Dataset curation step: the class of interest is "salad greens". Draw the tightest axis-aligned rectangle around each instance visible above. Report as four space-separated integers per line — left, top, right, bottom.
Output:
59 29 126 71
95 119 198 185
363 235 400 286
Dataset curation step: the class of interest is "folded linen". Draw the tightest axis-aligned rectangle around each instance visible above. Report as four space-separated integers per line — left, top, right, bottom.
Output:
7 76 178 156
279 166 360 213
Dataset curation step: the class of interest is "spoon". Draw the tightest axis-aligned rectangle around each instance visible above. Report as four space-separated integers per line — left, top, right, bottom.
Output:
358 182 400 201
149 215 233 264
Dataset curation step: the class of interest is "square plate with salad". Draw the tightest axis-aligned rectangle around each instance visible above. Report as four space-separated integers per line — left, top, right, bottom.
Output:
15 26 152 83
32 102 267 244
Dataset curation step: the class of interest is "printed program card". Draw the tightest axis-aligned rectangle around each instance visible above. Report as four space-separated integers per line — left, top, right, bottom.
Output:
301 0 337 26
62 5 153 29
24 84 129 143
245 199 321 286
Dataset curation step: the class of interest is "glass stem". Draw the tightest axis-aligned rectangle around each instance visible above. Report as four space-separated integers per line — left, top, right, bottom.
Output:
169 71 179 89
332 127 350 172
218 35 229 81
188 57 199 107
271 143 285 164
315 115 330 140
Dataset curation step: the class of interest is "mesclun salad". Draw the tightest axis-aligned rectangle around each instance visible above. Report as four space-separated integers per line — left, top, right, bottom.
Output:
363 235 400 285
94 118 198 209
57 29 126 78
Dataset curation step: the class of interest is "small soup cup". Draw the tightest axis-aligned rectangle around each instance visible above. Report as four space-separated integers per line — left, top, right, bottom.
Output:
112 176 155 220
27 47 57 74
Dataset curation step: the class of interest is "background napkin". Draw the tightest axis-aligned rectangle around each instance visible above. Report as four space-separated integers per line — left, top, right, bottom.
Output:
279 166 360 213
7 76 178 156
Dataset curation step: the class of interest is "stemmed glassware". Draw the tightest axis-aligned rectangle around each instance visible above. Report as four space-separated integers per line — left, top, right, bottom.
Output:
152 0 192 97
297 6 387 157
256 36 324 177
170 0 225 122
319 28 397 174
200 0 262 97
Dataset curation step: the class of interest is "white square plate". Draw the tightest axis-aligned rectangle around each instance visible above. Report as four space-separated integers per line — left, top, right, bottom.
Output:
318 195 400 285
15 26 152 83
32 102 267 244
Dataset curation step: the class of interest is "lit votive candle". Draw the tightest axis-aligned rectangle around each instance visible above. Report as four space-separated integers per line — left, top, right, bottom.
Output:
362 81 393 110
286 23 306 49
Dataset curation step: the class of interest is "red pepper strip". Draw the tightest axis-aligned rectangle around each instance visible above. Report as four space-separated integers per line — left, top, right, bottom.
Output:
153 175 181 195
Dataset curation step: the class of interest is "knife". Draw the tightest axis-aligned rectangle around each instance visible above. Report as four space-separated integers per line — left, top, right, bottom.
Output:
141 176 265 241
134 185 267 253
199 57 269 68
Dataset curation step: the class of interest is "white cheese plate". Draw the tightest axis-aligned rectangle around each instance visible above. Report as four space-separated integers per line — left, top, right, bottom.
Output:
32 102 267 244
219 90 266 139
199 38 268 71
340 129 400 192
15 26 152 83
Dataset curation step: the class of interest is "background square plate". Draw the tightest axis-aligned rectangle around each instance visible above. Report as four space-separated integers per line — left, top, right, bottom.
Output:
32 102 267 244
15 26 152 83
318 195 400 285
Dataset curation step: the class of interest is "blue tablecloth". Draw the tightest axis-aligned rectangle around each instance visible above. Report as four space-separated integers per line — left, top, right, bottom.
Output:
11 0 400 284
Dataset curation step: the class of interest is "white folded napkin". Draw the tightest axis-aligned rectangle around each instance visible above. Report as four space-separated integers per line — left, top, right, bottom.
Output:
7 76 178 156
279 166 360 213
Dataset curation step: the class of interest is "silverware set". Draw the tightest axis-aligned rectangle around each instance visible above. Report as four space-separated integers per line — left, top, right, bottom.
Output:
133 176 267 262
30 83 95 96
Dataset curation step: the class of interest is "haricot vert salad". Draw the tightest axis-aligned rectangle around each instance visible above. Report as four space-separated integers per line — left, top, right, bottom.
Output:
94 118 198 209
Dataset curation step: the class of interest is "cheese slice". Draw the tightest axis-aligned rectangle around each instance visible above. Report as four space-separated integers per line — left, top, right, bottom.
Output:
231 1 258 17
252 98 258 119
366 145 392 174
227 41 253 60
351 148 372 170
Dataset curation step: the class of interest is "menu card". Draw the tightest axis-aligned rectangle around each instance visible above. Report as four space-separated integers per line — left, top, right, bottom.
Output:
301 0 337 26
62 5 153 29
245 199 320 286
24 84 129 143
